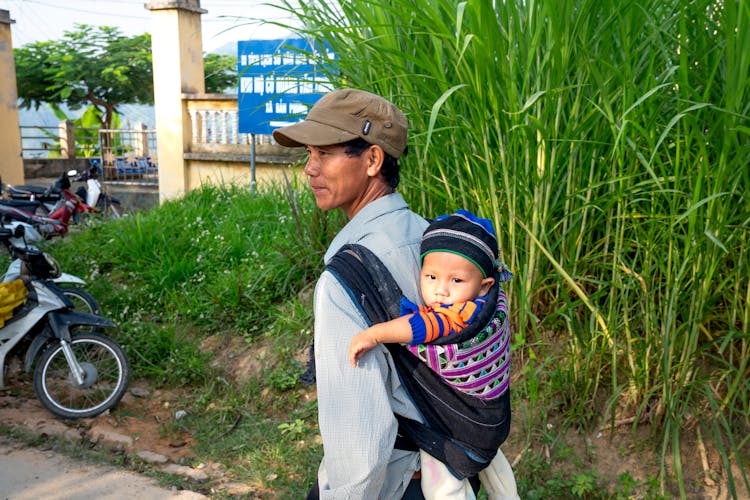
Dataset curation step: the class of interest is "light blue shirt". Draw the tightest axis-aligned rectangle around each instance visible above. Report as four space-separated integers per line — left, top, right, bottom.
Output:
314 193 429 499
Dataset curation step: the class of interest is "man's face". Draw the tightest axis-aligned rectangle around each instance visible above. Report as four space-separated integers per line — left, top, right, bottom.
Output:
303 144 372 218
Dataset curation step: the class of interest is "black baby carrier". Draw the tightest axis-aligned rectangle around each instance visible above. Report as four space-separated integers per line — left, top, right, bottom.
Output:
325 244 511 479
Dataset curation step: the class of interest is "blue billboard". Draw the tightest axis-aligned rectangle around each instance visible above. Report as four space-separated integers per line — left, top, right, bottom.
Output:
237 38 335 135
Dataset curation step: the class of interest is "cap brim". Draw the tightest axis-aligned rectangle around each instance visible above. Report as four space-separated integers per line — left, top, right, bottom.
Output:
273 120 359 148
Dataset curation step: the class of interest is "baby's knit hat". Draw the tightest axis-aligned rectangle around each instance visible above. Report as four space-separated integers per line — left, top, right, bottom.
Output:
420 209 499 279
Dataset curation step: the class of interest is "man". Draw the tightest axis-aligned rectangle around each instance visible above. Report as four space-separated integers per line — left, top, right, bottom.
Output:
273 89 428 498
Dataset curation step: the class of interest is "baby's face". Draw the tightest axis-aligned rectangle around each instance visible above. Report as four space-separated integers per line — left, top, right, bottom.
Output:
420 251 494 307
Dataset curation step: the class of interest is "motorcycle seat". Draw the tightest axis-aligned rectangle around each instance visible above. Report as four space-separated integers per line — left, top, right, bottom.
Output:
9 186 48 196
0 199 41 212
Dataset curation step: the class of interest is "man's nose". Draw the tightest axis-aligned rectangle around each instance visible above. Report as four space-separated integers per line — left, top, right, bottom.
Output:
303 159 318 176
303 152 321 175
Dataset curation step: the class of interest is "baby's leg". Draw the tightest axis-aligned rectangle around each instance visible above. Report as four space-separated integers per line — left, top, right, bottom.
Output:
478 448 520 500
420 450 476 500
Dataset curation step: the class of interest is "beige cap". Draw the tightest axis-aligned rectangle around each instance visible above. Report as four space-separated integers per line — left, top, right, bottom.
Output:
272 89 408 158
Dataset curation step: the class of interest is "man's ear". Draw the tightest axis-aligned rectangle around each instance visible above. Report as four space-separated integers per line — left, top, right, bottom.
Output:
479 277 495 296
365 145 385 177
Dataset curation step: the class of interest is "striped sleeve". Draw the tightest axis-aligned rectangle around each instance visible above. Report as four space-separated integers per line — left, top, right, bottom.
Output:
407 298 485 345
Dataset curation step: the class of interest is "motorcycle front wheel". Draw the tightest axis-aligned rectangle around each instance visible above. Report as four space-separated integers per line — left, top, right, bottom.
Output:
61 287 101 315
33 332 130 419
107 201 123 219
98 198 123 219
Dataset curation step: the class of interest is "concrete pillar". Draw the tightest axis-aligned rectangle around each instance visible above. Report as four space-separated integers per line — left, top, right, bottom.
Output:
145 0 206 202
0 10 24 185
59 119 76 159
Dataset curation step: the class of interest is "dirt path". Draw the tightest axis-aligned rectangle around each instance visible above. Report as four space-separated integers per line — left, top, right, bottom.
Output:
0 438 206 499
0 368 224 498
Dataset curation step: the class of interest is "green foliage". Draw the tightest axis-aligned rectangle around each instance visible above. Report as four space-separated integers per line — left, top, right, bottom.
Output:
22 182 336 496
515 446 662 499
204 53 238 93
14 25 153 130
118 323 210 386
265 359 304 391
44 181 341 386
31 181 331 495
278 418 308 440
572 472 598 497
162 372 321 497
274 0 750 494
14 24 240 130
37 103 120 158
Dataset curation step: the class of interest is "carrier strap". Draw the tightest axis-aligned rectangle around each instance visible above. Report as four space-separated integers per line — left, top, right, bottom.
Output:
326 244 510 478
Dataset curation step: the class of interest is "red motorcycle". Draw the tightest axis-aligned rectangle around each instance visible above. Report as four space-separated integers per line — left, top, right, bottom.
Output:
0 182 95 238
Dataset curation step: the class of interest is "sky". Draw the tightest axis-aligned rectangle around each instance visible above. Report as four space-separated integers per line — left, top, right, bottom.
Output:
0 0 299 53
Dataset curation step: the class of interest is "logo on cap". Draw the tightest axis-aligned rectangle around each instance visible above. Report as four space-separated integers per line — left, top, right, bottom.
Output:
362 120 372 135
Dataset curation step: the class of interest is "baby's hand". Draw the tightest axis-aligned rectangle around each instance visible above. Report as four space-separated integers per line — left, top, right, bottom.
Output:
348 331 380 368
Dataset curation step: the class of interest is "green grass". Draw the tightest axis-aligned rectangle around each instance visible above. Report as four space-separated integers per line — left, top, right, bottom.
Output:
6 177 725 498
43 180 340 384
269 0 749 496
18 180 339 498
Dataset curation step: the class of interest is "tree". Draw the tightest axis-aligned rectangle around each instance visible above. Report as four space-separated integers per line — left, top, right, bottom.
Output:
15 25 152 131
204 53 239 94
14 24 239 130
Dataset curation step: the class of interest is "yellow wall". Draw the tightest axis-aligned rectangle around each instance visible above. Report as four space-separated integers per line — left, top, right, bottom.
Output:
186 162 305 192
0 10 24 185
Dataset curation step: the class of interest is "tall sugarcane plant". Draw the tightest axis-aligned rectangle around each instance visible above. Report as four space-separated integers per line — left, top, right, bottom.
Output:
277 0 749 495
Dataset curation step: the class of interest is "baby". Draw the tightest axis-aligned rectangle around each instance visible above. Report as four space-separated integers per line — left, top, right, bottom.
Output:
349 209 516 499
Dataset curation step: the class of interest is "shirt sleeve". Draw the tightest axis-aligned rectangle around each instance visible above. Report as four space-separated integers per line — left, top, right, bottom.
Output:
314 271 419 499
406 297 487 345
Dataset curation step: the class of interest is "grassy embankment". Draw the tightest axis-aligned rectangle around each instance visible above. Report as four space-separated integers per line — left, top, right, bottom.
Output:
29 181 335 497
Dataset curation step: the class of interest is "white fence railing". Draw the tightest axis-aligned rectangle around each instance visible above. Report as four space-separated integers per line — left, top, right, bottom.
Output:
186 109 274 146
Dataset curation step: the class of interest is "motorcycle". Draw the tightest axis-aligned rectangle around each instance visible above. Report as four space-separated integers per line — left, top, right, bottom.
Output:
0 223 129 419
74 166 124 219
2 170 77 216
1 220 101 316
0 204 65 238
0 179 95 238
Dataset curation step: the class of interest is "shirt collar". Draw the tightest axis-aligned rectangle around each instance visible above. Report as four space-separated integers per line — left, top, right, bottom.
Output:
324 193 408 263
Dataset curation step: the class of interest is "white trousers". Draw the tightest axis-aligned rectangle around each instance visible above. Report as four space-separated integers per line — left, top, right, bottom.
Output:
420 448 520 500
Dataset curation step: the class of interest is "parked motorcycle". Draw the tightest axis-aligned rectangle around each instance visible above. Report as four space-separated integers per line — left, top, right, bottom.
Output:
0 178 95 238
0 224 129 419
74 166 124 219
2 170 76 216
1 220 101 316
0 204 67 238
